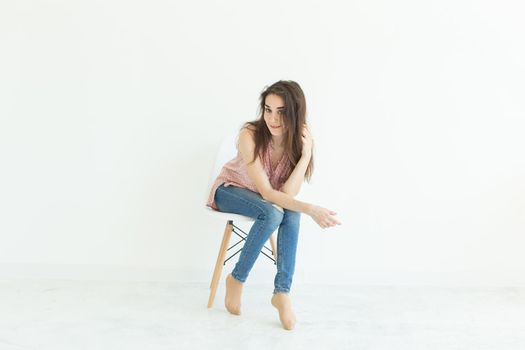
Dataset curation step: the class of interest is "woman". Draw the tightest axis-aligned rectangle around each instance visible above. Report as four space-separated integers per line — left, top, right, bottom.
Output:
206 80 341 330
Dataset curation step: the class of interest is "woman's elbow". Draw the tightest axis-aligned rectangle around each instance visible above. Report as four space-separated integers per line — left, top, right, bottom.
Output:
260 188 274 201
279 186 298 198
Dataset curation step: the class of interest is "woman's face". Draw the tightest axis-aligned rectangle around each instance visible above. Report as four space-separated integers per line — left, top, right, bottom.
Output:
263 94 285 136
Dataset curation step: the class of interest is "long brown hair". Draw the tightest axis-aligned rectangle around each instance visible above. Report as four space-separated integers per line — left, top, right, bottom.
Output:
242 80 314 182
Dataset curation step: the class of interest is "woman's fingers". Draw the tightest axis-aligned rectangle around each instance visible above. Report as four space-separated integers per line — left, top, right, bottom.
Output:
324 213 342 227
322 219 340 228
311 205 341 229
302 125 311 137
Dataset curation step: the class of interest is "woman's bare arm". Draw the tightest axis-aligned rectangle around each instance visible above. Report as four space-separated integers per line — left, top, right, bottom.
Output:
280 154 310 197
280 124 313 197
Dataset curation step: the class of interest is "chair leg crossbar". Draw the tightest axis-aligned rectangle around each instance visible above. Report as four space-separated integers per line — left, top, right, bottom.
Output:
225 223 276 265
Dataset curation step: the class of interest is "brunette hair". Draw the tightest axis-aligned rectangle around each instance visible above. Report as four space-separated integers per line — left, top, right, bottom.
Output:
242 80 314 182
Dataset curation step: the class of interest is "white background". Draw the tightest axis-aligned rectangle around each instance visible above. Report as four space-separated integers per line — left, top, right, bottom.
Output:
1 0 524 287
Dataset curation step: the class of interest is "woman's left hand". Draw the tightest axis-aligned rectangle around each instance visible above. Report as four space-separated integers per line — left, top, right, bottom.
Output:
301 124 313 158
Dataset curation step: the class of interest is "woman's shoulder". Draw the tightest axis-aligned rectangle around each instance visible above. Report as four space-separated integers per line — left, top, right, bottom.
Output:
237 125 257 159
239 124 256 140
242 124 257 132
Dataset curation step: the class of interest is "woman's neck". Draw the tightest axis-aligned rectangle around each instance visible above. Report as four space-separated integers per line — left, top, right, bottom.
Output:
271 135 284 148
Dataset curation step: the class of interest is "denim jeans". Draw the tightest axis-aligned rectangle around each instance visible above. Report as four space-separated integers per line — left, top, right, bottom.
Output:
214 184 301 294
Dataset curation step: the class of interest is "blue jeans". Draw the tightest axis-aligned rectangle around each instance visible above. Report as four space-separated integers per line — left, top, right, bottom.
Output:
214 184 301 294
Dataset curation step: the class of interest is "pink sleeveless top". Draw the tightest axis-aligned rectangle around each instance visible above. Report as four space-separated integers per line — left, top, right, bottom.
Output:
206 135 291 210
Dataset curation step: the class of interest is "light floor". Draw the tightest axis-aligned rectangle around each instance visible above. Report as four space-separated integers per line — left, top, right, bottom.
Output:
0 279 524 350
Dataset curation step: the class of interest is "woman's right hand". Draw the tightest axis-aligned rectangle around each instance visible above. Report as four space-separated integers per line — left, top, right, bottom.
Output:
308 205 342 229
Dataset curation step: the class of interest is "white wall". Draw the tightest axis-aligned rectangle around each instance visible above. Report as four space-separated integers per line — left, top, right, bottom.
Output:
1 0 524 287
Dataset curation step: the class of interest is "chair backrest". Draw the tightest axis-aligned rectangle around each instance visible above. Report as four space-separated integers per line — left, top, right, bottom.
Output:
205 130 240 204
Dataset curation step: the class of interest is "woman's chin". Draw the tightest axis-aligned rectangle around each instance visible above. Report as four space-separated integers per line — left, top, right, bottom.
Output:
269 128 283 136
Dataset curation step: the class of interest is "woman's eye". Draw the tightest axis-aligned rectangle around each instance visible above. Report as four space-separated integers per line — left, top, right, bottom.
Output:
265 108 271 113
277 110 283 115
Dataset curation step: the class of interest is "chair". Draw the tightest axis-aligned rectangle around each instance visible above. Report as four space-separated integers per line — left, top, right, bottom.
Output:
205 130 278 308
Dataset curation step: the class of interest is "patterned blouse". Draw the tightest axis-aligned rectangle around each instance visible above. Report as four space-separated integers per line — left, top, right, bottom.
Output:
206 134 291 210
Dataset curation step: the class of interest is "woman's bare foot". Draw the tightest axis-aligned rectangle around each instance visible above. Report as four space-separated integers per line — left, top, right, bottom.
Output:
271 292 296 330
225 273 243 315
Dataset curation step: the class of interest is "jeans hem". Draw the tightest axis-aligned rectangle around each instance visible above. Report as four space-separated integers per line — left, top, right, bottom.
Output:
231 271 246 284
273 288 290 295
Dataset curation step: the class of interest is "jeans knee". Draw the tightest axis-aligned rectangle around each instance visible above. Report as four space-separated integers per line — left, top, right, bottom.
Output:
283 209 301 226
257 206 284 230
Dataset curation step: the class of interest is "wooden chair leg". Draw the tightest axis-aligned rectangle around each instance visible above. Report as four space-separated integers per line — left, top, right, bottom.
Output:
269 233 277 264
207 220 234 308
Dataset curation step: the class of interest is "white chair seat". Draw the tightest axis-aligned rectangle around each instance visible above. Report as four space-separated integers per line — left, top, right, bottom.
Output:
205 206 255 223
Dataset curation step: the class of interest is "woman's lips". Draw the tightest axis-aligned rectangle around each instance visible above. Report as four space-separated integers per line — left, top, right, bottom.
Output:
270 125 281 129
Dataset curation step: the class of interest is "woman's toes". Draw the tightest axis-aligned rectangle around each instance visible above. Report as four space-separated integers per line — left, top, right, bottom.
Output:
271 293 296 330
282 318 296 330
